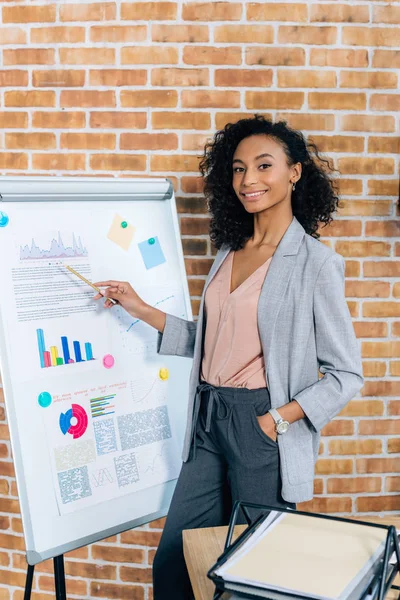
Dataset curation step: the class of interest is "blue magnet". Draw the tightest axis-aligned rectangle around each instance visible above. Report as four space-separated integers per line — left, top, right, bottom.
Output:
38 391 52 408
0 212 9 228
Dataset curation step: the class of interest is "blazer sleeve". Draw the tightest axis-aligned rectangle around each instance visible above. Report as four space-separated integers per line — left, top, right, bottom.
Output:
293 253 364 432
157 313 197 359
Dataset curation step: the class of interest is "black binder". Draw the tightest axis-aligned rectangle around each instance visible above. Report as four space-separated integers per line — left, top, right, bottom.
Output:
208 502 400 600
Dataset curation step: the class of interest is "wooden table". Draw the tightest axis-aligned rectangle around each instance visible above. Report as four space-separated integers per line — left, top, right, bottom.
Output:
183 516 400 600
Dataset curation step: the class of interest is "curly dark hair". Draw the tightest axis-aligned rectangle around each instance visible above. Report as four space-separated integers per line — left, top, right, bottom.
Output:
199 115 339 251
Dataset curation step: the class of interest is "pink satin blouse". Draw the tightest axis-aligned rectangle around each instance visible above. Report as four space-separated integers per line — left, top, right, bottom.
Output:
201 251 272 389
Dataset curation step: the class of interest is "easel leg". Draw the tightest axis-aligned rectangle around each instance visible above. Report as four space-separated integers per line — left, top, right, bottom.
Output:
53 555 67 600
24 564 35 600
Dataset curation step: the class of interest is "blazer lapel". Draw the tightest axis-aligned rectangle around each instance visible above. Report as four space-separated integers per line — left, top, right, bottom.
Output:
258 217 305 377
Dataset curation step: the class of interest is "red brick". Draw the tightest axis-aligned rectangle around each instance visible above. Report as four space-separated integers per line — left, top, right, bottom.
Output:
357 496 400 512
3 5 56 23
90 155 146 171
310 49 368 68
359 420 400 436
0 28 26 45
248 3 307 21
368 180 398 196
60 3 116 21
151 155 199 172
152 25 208 43
120 530 162 546
60 133 115 150
247 91 304 110
151 68 208 87
315 459 353 475
373 50 400 69
65 561 116 580
320 220 362 237
366 220 400 237
363 360 386 377
183 2 242 20
309 92 366 110
345 281 390 298
386 477 400 492
59 48 115 65
357 458 400 474
311 4 369 22
6 133 56 150
184 46 241 65
339 400 383 417
279 26 337 45
90 582 144 600
215 69 272 87
276 113 335 131
89 69 146 87
0 153 27 170
3 49 54 66
341 114 395 133
328 439 382 455
90 26 146 43
340 201 392 217
61 91 115 108
185 259 213 276
327 477 381 494
338 157 394 175
90 112 147 129
31 26 85 44
121 2 177 20
341 71 398 89
247 47 305 67
120 134 178 151
354 322 387 338
215 25 273 43
120 566 152 583
121 90 177 108
32 154 85 171
121 47 178 65
298 497 352 513
388 439 400 453
336 241 390 257
33 69 85 88
152 112 210 130
182 90 240 109
370 94 400 111
92 545 144 564
343 26 400 47
279 70 336 88
368 137 400 153
390 362 400 376
33 111 85 129
0 71 28 87
181 217 210 235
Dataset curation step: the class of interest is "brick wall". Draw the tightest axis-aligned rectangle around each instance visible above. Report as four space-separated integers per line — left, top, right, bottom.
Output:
0 0 399 598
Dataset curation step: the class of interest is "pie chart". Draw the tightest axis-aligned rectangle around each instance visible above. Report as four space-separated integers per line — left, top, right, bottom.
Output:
59 404 88 439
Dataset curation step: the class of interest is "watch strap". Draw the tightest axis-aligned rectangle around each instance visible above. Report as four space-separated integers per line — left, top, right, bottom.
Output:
268 408 283 424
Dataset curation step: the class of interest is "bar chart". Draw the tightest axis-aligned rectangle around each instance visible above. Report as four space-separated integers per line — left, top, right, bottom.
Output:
36 328 94 368
90 394 116 418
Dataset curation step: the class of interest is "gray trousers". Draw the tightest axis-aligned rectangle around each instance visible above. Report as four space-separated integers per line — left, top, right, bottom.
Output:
153 385 294 600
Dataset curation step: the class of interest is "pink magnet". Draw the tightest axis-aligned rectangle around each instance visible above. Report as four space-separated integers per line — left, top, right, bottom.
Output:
103 354 115 369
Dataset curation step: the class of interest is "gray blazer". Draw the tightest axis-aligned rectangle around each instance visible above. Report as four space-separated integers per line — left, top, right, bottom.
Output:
158 217 363 503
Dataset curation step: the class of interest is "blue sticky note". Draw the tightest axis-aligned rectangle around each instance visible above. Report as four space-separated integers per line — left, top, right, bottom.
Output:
138 236 166 270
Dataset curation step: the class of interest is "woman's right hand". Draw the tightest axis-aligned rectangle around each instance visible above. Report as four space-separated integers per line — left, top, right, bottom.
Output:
93 280 147 318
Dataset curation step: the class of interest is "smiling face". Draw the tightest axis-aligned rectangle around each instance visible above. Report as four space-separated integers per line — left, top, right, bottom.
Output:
232 134 301 215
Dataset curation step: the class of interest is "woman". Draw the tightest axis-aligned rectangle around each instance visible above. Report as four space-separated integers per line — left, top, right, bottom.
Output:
95 116 363 600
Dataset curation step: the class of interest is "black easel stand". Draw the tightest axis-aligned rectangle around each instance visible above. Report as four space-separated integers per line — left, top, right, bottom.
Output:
209 502 400 600
24 555 67 600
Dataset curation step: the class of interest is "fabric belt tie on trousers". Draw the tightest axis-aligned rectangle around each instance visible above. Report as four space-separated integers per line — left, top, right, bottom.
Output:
191 382 231 458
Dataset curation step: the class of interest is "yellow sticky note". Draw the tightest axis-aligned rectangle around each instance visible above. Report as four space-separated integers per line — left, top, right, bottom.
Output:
159 368 169 381
107 214 135 251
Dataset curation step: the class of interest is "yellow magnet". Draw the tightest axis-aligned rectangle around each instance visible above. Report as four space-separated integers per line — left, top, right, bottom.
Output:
159 368 169 381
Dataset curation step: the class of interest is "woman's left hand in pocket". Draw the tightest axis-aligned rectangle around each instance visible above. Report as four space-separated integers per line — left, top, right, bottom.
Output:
257 412 277 442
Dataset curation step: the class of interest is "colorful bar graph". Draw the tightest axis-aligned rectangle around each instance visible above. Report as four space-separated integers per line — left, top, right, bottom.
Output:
44 351 51 367
50 346 58 366
37 329 45 368
90 394 116 418
36 328 94 369
73 341 83 363
85 342 93 361
61 336 70 364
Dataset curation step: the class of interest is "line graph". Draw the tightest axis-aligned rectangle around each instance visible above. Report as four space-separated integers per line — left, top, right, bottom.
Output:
126 295 175 332
20 232 88 261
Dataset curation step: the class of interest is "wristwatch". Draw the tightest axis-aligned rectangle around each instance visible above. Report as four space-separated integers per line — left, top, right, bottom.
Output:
268 408 290 435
